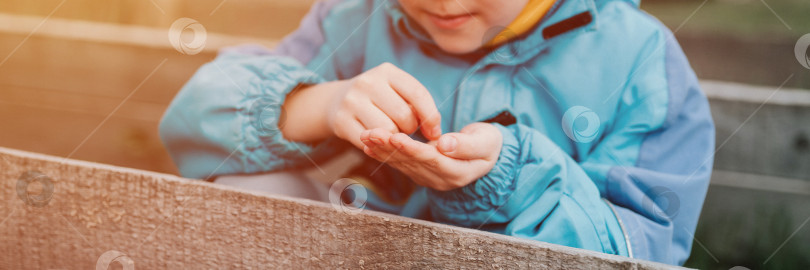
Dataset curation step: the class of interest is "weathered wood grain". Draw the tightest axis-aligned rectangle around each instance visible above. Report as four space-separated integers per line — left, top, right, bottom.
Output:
0 147 679 269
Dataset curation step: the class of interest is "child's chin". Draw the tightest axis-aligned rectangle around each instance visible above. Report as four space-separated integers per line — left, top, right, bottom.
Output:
435 41 481 55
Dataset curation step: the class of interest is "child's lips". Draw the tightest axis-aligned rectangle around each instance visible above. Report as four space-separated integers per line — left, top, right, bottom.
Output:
427 13 473 30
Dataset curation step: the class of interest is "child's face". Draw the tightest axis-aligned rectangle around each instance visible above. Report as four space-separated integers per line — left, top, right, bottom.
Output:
399 0 528 54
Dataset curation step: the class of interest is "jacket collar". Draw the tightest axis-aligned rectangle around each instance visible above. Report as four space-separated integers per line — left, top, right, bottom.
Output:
385 0 601 65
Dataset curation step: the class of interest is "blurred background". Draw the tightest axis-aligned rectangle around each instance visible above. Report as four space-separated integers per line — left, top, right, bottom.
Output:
0 0 808 268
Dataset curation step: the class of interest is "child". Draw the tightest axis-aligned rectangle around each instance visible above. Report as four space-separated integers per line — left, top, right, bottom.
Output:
160 0 715 265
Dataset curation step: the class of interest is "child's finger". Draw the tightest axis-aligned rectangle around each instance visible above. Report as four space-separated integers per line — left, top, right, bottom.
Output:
356 100 399 134
360 130 377 148
437 133 489 160
362 133 405 163
363 145 381 160
384 67 442 140
339 119 367 150
367 143 400 163
360 129 372 143
390 133 436 160
372 89 419 134
368 128 397 152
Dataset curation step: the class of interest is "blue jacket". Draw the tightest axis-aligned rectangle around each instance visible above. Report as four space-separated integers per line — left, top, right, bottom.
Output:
159 0 714 265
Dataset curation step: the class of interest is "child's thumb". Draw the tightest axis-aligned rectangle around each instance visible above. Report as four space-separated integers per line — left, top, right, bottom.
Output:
437 133 488 159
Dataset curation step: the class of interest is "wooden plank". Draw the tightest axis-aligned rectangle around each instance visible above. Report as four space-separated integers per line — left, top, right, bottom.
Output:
0 31 202 175
711 169 810 196
702 80 810 107
0 13 280 54
676 32 810 90
0 0 314 37
702 80 810 180
0 101 178 175
0 147 679 269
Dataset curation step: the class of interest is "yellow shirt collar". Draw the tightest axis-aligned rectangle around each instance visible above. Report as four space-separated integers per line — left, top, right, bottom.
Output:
485 0 557 47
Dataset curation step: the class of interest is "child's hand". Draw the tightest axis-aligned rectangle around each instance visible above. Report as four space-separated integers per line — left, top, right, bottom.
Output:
327 63 442 150
360 122 502 191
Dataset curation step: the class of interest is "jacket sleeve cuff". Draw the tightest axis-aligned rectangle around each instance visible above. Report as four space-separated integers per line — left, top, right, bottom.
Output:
427 123 521 224
237 56 327 168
